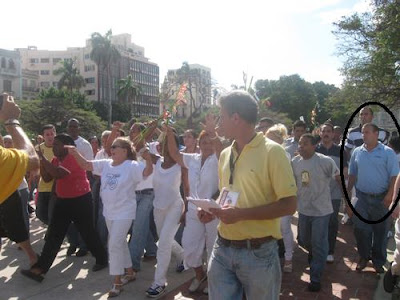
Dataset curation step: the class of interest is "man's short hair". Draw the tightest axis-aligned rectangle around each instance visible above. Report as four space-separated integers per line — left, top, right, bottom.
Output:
362 123 379 132
300 133 318 145
259 117 274 125
361 106 374 115
293 120 306 130
67 118 79 126
321 122 334 131
218 90 258 124
42 124 55 133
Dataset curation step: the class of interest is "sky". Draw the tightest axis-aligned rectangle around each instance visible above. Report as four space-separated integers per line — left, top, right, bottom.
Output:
1 0 372 89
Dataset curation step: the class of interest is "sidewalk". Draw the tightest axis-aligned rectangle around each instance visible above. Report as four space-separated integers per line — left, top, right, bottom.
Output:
163 212 396 300
0 211 395 300
0 216 192 300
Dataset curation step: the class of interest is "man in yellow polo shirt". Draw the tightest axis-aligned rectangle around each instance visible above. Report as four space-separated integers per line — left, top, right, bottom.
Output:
209 91 297 300
0 93 40 266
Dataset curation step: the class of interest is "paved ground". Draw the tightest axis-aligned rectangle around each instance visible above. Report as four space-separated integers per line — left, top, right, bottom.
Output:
0 208 396 299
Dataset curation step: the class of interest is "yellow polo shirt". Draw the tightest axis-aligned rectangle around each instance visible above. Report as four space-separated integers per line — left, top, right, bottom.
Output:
0 146 28 204
37 143 54 192
218 132 297 240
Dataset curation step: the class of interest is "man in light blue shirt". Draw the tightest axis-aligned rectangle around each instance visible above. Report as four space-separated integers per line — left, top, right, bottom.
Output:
347 123 399 274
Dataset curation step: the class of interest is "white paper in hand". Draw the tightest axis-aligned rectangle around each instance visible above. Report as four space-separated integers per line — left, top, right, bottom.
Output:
187 197 220 214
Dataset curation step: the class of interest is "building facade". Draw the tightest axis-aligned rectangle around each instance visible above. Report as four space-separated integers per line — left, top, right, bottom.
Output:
0 49 21 98
161 63 211 119
16 33 160 117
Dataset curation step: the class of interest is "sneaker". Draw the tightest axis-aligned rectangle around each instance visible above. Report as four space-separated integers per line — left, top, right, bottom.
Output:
176 261 185 273
203 287 208 294
283 260 292 273
374 265 385 274
326 255 334 263
188 276 206 293
341 214 349 225
146 284 166 298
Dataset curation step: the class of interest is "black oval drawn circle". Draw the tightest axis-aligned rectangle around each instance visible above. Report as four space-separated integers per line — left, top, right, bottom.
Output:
340 101 400 225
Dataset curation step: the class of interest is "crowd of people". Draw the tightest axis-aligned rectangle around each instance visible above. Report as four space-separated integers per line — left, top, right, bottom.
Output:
1 91 400 299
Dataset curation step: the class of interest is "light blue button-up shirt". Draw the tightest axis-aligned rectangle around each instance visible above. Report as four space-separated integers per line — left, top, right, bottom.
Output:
349 142 399 194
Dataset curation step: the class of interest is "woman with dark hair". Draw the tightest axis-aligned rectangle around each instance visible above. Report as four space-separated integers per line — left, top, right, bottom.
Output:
145 130 185 298
66 137 153 297
21 134 108 282
166 114 223 294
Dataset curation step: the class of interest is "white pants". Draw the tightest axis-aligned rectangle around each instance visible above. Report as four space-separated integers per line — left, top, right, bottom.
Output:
106 218 133 276
154 202 184 286
280 215 294 261
182 208 219 268
392 218 400 275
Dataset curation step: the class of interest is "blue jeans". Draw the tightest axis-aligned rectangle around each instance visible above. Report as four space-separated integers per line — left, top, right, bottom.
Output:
298 213 330 283
328 199 341 255
352 190 389 267
208 238 281 300
128 191 157 271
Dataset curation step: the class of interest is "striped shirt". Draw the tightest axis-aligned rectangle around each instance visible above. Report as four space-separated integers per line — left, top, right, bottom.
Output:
344 125 389 151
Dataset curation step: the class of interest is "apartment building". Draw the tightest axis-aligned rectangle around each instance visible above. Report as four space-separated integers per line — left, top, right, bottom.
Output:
0 49 21 98
16 33 160 117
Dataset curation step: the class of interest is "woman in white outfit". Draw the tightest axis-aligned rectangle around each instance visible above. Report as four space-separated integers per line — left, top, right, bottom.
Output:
145 132 185 298
266 124 294 273
67 137 153 298
166 114 223 294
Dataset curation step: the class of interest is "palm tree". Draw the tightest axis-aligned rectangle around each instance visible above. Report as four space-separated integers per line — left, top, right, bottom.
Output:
90 29 121 126
53 59 85 93
117 74 141 118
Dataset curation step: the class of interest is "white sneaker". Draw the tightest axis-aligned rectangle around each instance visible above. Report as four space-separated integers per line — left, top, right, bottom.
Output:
341 214 349 225
188 276 206 292
203 287 208 294
326 255 334 263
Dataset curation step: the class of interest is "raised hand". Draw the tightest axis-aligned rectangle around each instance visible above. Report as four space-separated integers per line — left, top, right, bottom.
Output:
201 113 218 136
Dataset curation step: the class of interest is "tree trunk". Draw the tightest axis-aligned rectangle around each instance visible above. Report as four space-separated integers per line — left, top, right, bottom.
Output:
107 64 112 127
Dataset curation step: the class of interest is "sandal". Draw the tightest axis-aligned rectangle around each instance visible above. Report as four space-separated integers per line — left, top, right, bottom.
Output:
121 273 136 285
108 283 123 298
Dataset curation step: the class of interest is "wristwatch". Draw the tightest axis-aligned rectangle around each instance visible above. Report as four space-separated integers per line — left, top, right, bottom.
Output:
4 119 20 126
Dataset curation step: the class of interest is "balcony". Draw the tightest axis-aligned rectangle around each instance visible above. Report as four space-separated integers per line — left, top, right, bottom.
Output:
22 86 40 92
0 68 18 76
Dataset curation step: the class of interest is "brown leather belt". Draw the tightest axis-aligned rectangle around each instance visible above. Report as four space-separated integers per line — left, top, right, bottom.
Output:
217 234 274 249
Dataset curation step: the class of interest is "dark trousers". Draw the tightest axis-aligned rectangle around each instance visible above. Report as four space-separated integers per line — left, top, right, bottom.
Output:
36 192 55 225
328 199 342 255
36 192 107 273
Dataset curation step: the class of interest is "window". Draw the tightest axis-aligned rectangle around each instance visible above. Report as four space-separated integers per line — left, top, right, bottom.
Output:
30 80 36 87
3 80 12 92
40 70 50 75
30 58 39 64
22 79 28 87
40 58 50 63
9 59 15 69
84 65 95 72
40 82 50 88
53 58 62 65
84 54 90 59
85 89 95 95
1 57 6 68
52 82 58 87
85 77 95 84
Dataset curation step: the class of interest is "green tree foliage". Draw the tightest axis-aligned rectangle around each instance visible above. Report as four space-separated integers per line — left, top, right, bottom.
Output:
117 74 141 118
90 29 121 126
255 74 317 125
53 59 85 92
333 0 400 106
17 88 106 138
